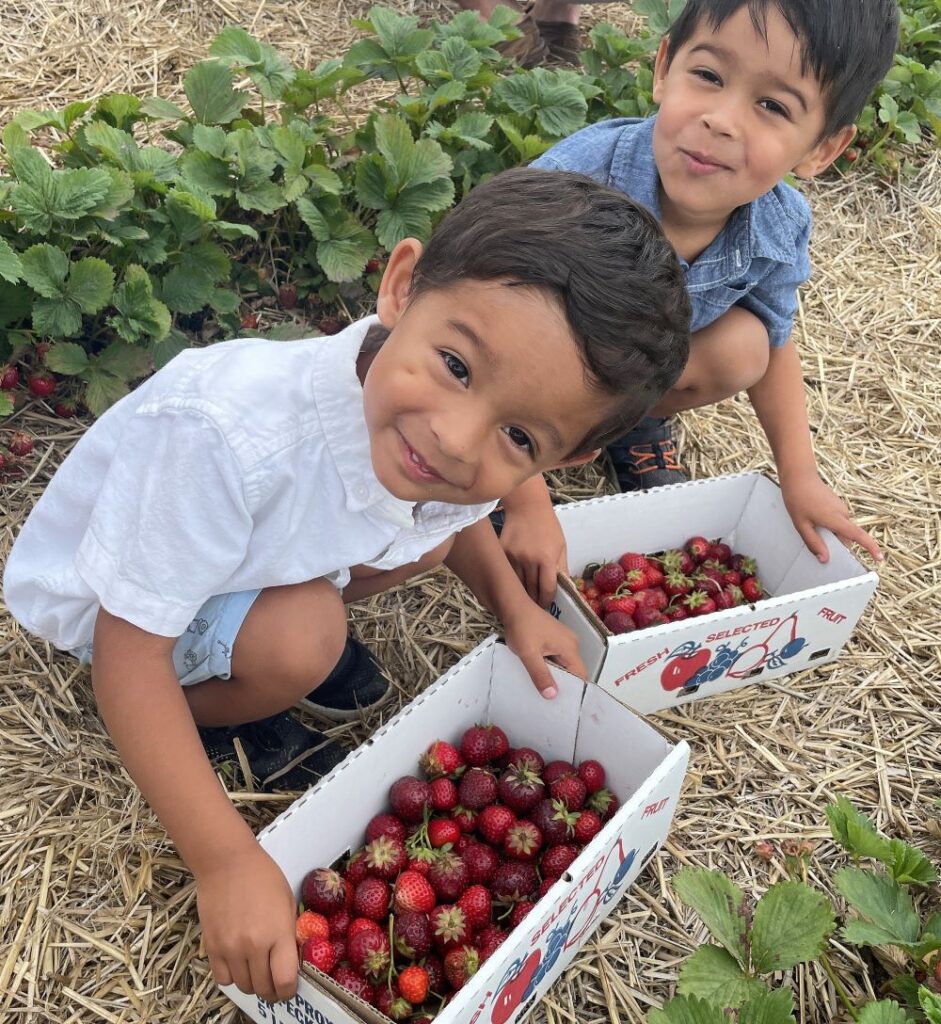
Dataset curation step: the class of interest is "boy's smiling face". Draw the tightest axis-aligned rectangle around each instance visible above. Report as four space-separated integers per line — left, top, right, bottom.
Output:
360 240 610 506
651 6 854 233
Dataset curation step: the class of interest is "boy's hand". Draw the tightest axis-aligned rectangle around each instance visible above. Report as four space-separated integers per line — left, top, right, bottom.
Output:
502 601 586 698
781 470 883 564
501 501 568 607
197 843 299 1003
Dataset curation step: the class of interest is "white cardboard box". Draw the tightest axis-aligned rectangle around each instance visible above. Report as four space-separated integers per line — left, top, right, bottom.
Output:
223 635 689 1024
550 472 879 714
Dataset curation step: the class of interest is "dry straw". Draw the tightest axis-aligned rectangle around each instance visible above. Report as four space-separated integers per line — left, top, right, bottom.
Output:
1 1 940 1022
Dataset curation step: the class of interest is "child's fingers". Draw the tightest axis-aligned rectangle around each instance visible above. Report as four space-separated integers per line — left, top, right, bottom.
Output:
536 561 558 609
797 519 830 563
270 936 299 1002
249 949 279 1004
518 651 559 699
840 520 884 562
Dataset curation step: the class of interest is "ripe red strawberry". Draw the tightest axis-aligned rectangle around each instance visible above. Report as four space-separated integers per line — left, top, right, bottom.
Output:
498 765 544 813
713 589 736 610
504 820 543 860
491 860 539 903
53 401 76 418
541 843 580 879
301 937 337 973
640 587 669 611
331 938 346 964
742 576 765 602
542 760 575 785
577 759 605 793
458 884 492 931
478 804 516 846
348 928 390 980
427 850 469 902
345 848 370 886
362 835 407 881
530 798 577 844
462 841 499 884
331 965 376 1005
0 366 19 390
476 924 508 962
593 562 625 594
623 568 648 593
302 867 347 914
393 909 433 958
451 805 478 833
661 548 695 574
670 605 690 621
423 954 446 994
430 776 459 811
509 901 535 928
295 910 330 945
603 610 636 634
431 904 470 949
689 591 717 616
574 809 603 845
8 432 33 457
318 315 343 335
278 283 298 308
707 541 733 565
240 312 258 330
456 833 475 854
28 372 56 398
389 776 432 823
348 916 382 941
421 740 465 779
458 768 497 810
459 725 494 766
663 571 692 597
487 724 510 761
731 553 757 576
617 551 648 573
587 788 619 820
428 818 461 849
352 877 390 920
444 944 480 989
550 775 587 811
588 598 603 616
722 569 743 587
644 565 666 588
602 592 638 617
397 964 429 1005
407 850 435 875
376 987 411 1020
366 811 407 844
393 870 436 914
364 258 382 274
635 607 668 628
328 908 350 939
685 536 710 563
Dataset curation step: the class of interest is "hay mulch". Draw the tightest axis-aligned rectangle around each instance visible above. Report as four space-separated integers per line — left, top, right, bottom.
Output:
1 2 940 1022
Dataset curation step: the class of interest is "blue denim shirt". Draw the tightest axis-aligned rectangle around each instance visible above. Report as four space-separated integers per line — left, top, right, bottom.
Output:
531 116 812 347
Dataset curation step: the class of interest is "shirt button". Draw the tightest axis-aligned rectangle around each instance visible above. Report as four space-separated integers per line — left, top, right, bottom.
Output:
354 484 369 501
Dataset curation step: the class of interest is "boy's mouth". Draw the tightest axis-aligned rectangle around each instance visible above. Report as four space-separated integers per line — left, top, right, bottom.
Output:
398 432 446 484
680 148 731 174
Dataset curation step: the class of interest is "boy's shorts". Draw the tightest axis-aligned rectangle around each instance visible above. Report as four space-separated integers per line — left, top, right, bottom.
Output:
70 590 261 686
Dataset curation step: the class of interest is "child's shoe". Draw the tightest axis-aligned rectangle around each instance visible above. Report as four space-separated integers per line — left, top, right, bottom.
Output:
198 710 347 791
536 21 582 65
605 416 687 491
298 637 390 720
495 2 551 67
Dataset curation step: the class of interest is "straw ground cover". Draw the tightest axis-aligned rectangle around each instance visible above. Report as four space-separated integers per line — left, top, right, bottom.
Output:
1 1 939 1021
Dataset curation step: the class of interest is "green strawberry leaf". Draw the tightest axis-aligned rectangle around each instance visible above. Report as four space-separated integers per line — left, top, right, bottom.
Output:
184 61 248 125
834 868 920 947
677 945 765 1008
673 869 748 966
739 988 796 1024
210 25 295 100
920 987 941 1024
83 366 131 416
886 838 937 885
95 340 151 380
32 298 83 338
109 265 171 343
20 244 69 298
139 96 185 120
68 258 114 314
648 994 729 1024
0 392 13 417
45 342 90 375
0 239 23 284
750 881 835 973
857 1000 912 1024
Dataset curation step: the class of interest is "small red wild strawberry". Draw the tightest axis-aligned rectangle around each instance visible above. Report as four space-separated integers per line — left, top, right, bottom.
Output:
0 366 18 390
28 372 56 398
318 315 342 335
240 312 258 330
278 283 298 308
364 258 382 274
7 432 33 457
53 400 76 418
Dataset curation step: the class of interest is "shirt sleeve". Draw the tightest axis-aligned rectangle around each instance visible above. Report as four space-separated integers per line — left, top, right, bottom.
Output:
529 120 625 183
738 208 813 348
74 407 254 637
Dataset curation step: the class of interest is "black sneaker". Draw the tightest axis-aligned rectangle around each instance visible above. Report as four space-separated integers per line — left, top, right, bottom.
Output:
198 710 347 791
606 417 687 492
297 637 391 720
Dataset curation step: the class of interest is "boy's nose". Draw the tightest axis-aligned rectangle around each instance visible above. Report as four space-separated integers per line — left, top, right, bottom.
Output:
431 412 484 466
701 99 738 138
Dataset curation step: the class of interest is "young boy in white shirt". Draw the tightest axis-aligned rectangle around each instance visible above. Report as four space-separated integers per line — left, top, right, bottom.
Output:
3 167 690 1003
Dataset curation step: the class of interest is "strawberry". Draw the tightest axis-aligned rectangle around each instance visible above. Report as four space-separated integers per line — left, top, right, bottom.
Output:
430 776 459 811
541 843 580 879
460 725 494 766
363 835 407 880
498 765 544 813
623 568 648 593
491 860 539 903
428 818 461 849
428 850 469 902
397 965 429 1005
742 576 765 602
663 571 692 597
444 944 480 989
458 884 492 931
301 937 337 974
393 870 436 914
431 904 470 949
421 740 465 779
475 924 508 962
593 562 625 593
278 283 298 308
53 401 76 418
725 584 745 606
389 776 432 823
685 536 710 563
451 805 478 833
347 917 382 941
331 965 376 1004
8 432 33 457
587 788 619 820
364 258 382 274
844 147 860 162
670 605 690 621
0 366 19 390
639 587 669 611
240 312 259 330
721 569 743 586
331 938 346 965
603 611 636 635
644 565 666 588
408 850 435 875
376 987 411 1020
302 868 347 914
683 590 717 616
542 760 575 785
731 553 757 576
477 804 516 846
617 552 648 573
588 598 603 616
462 841 499 884
503 820 543 860
295 910 330 945
352 877 390 920
423 954 446 994
458 768 497 809
348 928 390 980
574 809 603 845
530 798 577 844
393 909 433 958
577 759 606 793
328 909 351 939
661 548 696 574
634 606 669 628
345 849 370 886
27 373 56 398
487 724 510 761
318 315 343 335
601 593 637 617
707 541 733 565
509 901 535 928
366 811 406 844
550 775 587 811
713 589 736 610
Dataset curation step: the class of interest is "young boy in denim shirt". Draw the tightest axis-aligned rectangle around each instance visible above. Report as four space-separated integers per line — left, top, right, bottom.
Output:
3 168 689 1002
496 0 893 606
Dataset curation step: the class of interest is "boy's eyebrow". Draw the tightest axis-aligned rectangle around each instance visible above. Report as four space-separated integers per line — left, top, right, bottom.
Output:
689 42 810 114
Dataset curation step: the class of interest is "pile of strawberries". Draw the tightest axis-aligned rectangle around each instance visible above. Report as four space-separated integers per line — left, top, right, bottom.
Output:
575 535 768 635
295 723 618 1020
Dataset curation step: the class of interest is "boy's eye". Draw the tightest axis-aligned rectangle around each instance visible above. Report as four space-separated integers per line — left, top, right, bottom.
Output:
759 98 789 118
692 68 722 86
442 351 469 384
503 425 534 456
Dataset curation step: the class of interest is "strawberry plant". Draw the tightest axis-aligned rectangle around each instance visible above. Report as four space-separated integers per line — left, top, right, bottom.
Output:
650 797 941 1024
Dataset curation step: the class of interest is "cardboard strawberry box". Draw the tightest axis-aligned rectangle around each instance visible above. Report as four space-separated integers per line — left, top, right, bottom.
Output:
222 635 689 1024
550 471 878 714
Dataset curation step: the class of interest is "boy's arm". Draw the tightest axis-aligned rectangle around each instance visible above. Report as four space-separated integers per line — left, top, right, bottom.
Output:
91 610 299 1003
444 518 586 694
747 340 882 562
497 475 568 607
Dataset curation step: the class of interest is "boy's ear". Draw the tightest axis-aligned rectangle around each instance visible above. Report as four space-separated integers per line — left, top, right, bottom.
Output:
377 238 424 328
652 36 671 104
552 449 601 470
792 124 857 178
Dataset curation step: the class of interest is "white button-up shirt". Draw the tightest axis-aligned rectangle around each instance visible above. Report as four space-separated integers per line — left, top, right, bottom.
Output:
3 317 496 650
